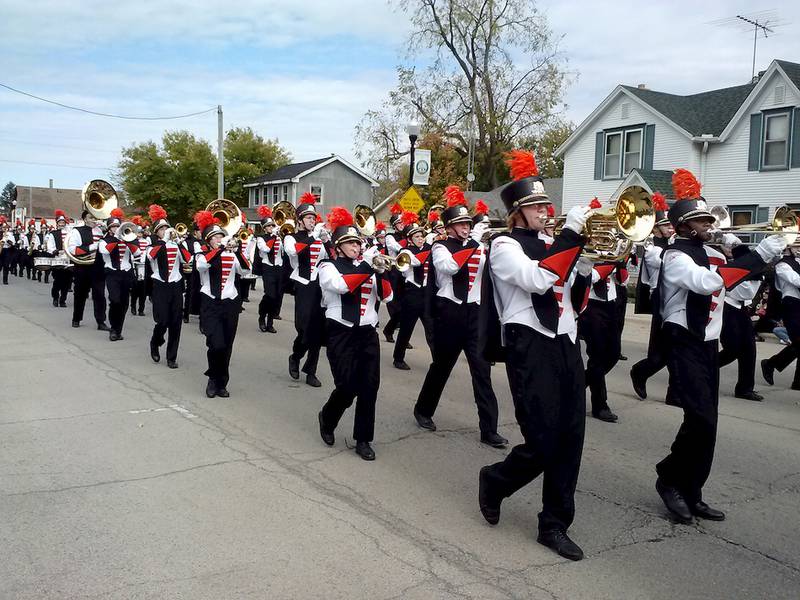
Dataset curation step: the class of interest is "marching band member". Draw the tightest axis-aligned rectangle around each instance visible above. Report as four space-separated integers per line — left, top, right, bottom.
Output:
478 150 592 561
373 220 388 251
654 169 785 524
11 221 24 277
614 256 631 361
238 229 256 306
471 200 491 243
255 206 282 334
45 210 73 307
424 211 446 246
1 218 14 284
182 223 202 323
412 185 507 448
630 194 674 401
147 205 191 369
383 203 407 343
35 219 48 283
16 222 30 277
130 216 150 317
67 209 109 330
194 210 249 398
316 207 392 461
392 211 433 370
761 247 800 390
284 192 329 387
98 208 141 341
24 220 37 279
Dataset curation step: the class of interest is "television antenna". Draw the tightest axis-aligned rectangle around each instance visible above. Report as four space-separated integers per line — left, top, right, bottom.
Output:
707 10 787 80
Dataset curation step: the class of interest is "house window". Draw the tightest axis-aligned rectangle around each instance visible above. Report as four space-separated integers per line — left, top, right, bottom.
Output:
604 132 622 178
728 205 757 244
254 188 260 206
272 186 279 204
624 129 642 175
603 127 643 179
310 184 323 204
762 112 790 169
282 185 288 202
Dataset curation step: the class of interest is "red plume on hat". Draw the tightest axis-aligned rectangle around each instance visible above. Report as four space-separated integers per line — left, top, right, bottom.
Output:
652 191 668 212
148 204 167 222
28 219 36 226
299 191 317 205
327 206 354 229
390 202 402 215
40 218 47 224
672 169 702 200
428 210 440 222
401 210 419 227
131 215 144 226
16 219 22 226
444 185 467 207
375 221 387 232
474 200 489 216
589 197 602 209
505 150 539 181
54 209 66 219
257 205 273 218
193 210 215 231
110 207 125 220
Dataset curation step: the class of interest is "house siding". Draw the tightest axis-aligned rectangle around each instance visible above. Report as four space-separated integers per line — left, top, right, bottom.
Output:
297 160 374 213
562 92 693 211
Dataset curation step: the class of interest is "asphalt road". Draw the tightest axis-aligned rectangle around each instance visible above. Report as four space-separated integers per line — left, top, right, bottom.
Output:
1 276 799 599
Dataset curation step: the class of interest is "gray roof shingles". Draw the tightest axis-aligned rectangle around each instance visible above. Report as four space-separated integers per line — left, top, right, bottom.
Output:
631 169 675 198
246 157 330 185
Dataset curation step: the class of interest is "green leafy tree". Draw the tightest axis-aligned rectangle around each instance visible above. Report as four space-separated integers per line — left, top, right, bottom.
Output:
1 181 17 216
224 127 292 207
517 121 575 179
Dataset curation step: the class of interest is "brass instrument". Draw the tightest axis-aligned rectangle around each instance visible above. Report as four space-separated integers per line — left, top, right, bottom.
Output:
354 205 376 237
205 199 243 238
373 249 413 272
116 221 138 243
174 222 188 237
81 179 118 220
237 228 253 243
711 205 798 246
273 201 296 237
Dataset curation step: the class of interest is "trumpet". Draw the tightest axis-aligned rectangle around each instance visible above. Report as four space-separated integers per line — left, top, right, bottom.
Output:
163 227 181 242
175 222 188 237
372 249 413 272
237 228 253 243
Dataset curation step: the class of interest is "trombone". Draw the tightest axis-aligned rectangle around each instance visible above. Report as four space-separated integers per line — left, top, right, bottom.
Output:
372 249 413 272
710 205 799 246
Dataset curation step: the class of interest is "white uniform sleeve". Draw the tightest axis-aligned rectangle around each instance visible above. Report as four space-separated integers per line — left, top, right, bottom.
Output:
490 237 560 294
432 243 460 276
386 234 402 256
195 252 209 272
45 233 56 254
98 239 110 256
775 261 800 288
662 250 723 294
317 261 350 294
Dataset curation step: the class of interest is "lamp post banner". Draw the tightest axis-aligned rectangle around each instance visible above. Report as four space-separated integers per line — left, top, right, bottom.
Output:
412 149 431 186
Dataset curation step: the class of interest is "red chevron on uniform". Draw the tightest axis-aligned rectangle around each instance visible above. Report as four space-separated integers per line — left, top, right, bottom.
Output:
106 242 118 252
594 264 615 280
540 246 581 280
342 273 371 293
709 257 725 267
204 248 221 262
381 279 393 299
266 238 276 250
415 250 431 264
75 247 88 256
718 266 750 290
180 247 191 262
452 248 477 269
294 243 309 254
149 245 162 259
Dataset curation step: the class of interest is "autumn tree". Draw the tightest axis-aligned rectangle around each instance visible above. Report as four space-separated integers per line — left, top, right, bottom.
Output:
224 127 291 206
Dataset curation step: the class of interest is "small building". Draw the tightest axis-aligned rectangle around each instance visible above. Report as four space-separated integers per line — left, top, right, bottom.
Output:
12 183 82 223
242 155 378 221
556 58 800 228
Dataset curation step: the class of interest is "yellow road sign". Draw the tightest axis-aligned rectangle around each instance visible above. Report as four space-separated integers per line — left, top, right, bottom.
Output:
399 187 424 213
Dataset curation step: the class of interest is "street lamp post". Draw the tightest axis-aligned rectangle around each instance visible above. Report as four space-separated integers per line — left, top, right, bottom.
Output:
407 123 420 187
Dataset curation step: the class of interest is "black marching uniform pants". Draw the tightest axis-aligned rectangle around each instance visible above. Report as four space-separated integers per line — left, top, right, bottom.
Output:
321 320 380 442
72 264 107 325
106 270 133 334
291 280 324 376
414 299 499 434
764 296 800 386
482 325 586 532
130 274 147 314
718 303 757 395
151 279 184 363
258 267 281 325
579 299 620 413
393 284 433 362
658 323 719 504
51 268 73 304
200 295 240 389
182 271 193 320
1 249 13 283
383 270 403 337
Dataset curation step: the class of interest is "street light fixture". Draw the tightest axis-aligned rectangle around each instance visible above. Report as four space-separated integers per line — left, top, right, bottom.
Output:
407 122 420 187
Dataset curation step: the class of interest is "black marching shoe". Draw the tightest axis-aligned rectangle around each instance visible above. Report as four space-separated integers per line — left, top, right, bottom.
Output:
689 501 726 521
480 432 509 449
618 354 628 361
52 298 58 307
383 331 395 343
630 368 647 400
216 387 230 398
274 315 282 321
97 322 110 332
266 324 277 333
138 310 144 316
655 478 693 524
393 360 411 371
258 319 268 332
537 529 584 561
150 344 160 363
288 356 300 380
167 360 178 369
109 331 122 342
406 342 413 350
131 307 136 316
413 408 436 431
205 380 217 398
318 411 335 446
735 391 764 402
478 466 501 525
592 408 618 423
183 315 190 323
761 359 775 385
306 374 322 388
59 301 67 308
355 441 375 461
72 321 80 328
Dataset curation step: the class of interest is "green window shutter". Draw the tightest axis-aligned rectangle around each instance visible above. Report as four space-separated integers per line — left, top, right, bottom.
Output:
594 132 604 180
757 206 769 223
748 113 763 171
643 124 655 170
791 108 800 169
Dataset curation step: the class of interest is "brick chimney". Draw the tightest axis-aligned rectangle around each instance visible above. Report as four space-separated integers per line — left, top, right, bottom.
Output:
49 179 53 188
637 84 647 90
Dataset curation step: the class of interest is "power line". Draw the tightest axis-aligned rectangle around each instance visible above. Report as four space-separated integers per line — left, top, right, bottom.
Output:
0 158 114 170
0 137 120 154
0 82 217 121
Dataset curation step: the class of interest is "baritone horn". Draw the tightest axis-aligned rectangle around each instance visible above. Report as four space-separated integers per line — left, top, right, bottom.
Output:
205 199 243 237
373 249 413 272
116 221 138 243
273 201 296 237
354 205 376 237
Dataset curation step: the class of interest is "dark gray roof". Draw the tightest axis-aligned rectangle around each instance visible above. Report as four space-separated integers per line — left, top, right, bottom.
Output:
622 83 756 136
630 169 675 198
246 157 330 185
776 60 800 91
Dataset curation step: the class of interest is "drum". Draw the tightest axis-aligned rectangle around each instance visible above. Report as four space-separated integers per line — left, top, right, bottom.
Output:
135 262 146 282
241 270 257 280
50 256 72 269
34 257 53 271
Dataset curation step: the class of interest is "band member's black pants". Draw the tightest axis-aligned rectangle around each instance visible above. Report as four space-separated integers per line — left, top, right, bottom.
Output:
481 325 585 532
718 303 756 395
383 271 403 337
658 323 719 505
578 299 620 413
130 276 147 314
764 296 800 386
258 267 281 325
106 269 133 334
415 299 499 434
291 280 324 376
24 254 34 279
1 249 13 283
616 283 627 339
151 280 184 363
393 284 433 362
51 268 72 304
321 320 380 442
200 295 240 389
182 272 192 320
72 264 107 325
238 277 251 301
631 309 668 382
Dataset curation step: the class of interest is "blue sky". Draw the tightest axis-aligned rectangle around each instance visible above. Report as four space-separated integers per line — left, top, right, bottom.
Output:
1 0 799 193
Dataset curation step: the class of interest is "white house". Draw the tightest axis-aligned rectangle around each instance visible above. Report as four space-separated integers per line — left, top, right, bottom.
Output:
556 59 800 229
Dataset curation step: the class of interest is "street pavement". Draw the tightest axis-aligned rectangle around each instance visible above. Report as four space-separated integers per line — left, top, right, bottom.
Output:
1 276 799 599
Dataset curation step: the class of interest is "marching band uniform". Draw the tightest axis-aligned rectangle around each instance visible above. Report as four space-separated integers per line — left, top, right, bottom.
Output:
382 205 407 343
182 229 201 323
130 230 150 316
67 212 108 329
614 258 630 360
195 212 249 398
11 223 23 276
284 195 328 387
761 251 800 390
99 212 141 341
478 152 592 561
17 229 30 278
317 209 392 461
654 169 784 525
24 223 37 279
147 207 192 368
413 186 506 448
1 222 14 284
45 211 73 307
254 207 282 333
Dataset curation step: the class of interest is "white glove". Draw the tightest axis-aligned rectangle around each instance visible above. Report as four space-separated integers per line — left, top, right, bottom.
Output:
755 235 788 262
471 221 488 241
576 256 593 277
721 233 742 248
362 245 380 264
563 206 590 234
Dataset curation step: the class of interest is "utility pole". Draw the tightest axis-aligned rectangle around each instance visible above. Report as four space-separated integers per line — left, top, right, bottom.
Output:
217 105 224 199
735 14 775 80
